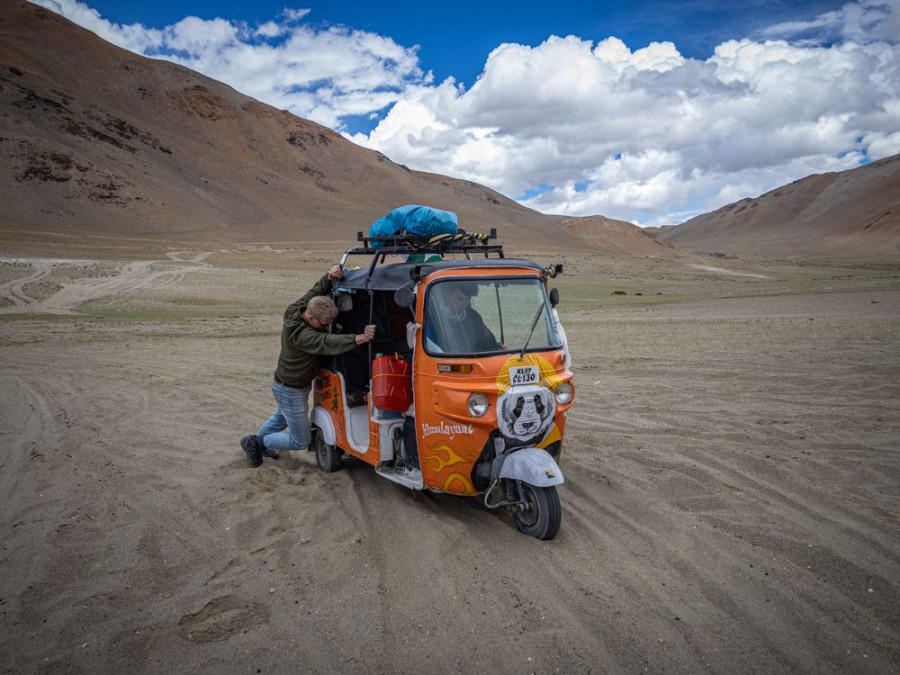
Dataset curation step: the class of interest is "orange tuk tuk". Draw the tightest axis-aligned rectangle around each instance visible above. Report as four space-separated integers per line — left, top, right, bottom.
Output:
310 229 575 539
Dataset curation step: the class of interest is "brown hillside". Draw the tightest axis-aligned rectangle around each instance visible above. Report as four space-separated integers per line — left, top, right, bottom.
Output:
0 0 675 256
562 215 677 255
659 154 900 260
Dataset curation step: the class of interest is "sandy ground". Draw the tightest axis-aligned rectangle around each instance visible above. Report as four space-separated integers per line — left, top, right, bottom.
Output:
1 249 899 673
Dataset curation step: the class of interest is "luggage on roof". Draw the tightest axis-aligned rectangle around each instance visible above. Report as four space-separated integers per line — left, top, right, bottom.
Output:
369 205 458 247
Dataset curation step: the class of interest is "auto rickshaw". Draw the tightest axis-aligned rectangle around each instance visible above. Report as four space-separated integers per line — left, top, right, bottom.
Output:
309 228 575 540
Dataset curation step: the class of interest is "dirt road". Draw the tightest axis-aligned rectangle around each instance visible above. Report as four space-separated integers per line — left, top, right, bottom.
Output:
0 252 211 315
1 254 898 673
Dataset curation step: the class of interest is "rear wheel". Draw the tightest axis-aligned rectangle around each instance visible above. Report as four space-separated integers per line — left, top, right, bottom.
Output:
313 428 343 473
511 482 561 540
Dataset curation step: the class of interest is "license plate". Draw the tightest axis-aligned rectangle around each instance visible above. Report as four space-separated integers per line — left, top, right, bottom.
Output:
509 365 539 386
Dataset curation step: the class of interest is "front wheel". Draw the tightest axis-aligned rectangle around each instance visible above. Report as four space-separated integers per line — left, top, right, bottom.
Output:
511 482 561 540
313 427 343 473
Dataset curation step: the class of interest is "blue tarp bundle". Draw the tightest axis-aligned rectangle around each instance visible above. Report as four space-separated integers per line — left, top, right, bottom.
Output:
368 205 458 247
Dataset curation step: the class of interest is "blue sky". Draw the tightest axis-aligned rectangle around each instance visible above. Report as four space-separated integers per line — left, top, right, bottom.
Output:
34 0 900 225
58 0 854 98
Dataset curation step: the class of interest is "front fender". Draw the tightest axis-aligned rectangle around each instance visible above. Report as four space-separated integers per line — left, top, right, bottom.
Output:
310 406 336 447
497 448 564 487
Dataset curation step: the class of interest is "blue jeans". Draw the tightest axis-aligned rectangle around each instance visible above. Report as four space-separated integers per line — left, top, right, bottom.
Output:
258 378 312 451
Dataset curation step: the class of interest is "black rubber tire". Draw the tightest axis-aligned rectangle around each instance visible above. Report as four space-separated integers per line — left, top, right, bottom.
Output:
512 482 561 540
313 428 343 473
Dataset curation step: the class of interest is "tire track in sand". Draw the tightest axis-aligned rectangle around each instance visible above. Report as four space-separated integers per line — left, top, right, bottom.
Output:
0 260 53 308
0 254 212 315
0 374 60 513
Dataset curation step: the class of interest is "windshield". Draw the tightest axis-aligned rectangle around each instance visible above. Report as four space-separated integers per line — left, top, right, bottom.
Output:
424 277 561 356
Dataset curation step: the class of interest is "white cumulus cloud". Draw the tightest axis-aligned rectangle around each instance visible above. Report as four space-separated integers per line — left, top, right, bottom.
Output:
30 0 429 129
354 3 900 225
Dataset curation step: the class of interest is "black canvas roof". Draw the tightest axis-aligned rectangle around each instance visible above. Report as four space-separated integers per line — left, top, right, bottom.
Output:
335 258 545 292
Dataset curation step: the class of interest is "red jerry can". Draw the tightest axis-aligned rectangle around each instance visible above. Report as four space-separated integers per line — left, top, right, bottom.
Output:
372 354 412 412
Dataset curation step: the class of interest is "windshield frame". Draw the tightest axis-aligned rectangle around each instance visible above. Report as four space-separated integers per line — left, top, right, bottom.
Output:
421 274 562 359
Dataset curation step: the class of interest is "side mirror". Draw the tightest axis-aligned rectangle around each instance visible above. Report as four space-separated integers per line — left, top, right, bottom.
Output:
549 287 559 308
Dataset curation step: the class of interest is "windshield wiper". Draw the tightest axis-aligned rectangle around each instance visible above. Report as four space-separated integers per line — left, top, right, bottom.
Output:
519 305 546 359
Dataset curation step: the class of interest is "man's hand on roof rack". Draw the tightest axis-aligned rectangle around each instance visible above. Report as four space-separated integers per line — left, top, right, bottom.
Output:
327 264 343 280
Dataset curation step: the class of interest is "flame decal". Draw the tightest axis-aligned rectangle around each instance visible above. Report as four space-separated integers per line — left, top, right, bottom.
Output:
423 444 468 473
443 473 475 494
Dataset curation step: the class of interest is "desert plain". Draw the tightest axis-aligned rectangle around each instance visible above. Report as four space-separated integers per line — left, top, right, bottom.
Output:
1 237 899 674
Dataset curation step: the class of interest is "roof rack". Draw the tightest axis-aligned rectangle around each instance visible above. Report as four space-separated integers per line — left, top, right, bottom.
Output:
339 228 505 277
346 228 502 257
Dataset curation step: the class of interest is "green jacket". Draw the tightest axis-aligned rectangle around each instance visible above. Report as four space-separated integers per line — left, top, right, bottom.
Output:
274 273 358 387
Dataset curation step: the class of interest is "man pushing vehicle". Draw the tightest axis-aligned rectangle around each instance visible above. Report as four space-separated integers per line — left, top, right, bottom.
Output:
240 264 375 467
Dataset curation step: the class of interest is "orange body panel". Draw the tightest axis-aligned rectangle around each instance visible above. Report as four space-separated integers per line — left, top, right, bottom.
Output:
313 372 347 447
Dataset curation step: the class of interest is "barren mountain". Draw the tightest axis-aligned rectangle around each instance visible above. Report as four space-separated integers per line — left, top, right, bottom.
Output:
0 0 676 256
562 215 676 255
657 154 900 260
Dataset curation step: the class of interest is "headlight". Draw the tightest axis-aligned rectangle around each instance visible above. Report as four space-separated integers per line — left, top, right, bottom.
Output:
554 382 574 405
467 392 489 417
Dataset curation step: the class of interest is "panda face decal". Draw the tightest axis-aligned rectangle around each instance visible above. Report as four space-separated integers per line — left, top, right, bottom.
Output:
497 385 556 444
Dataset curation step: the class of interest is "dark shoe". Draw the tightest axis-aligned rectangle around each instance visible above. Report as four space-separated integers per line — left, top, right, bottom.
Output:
240 435 262 468
259 436 279 460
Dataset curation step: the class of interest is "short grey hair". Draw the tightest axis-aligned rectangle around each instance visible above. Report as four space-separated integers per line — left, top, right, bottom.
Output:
306 296 339 323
